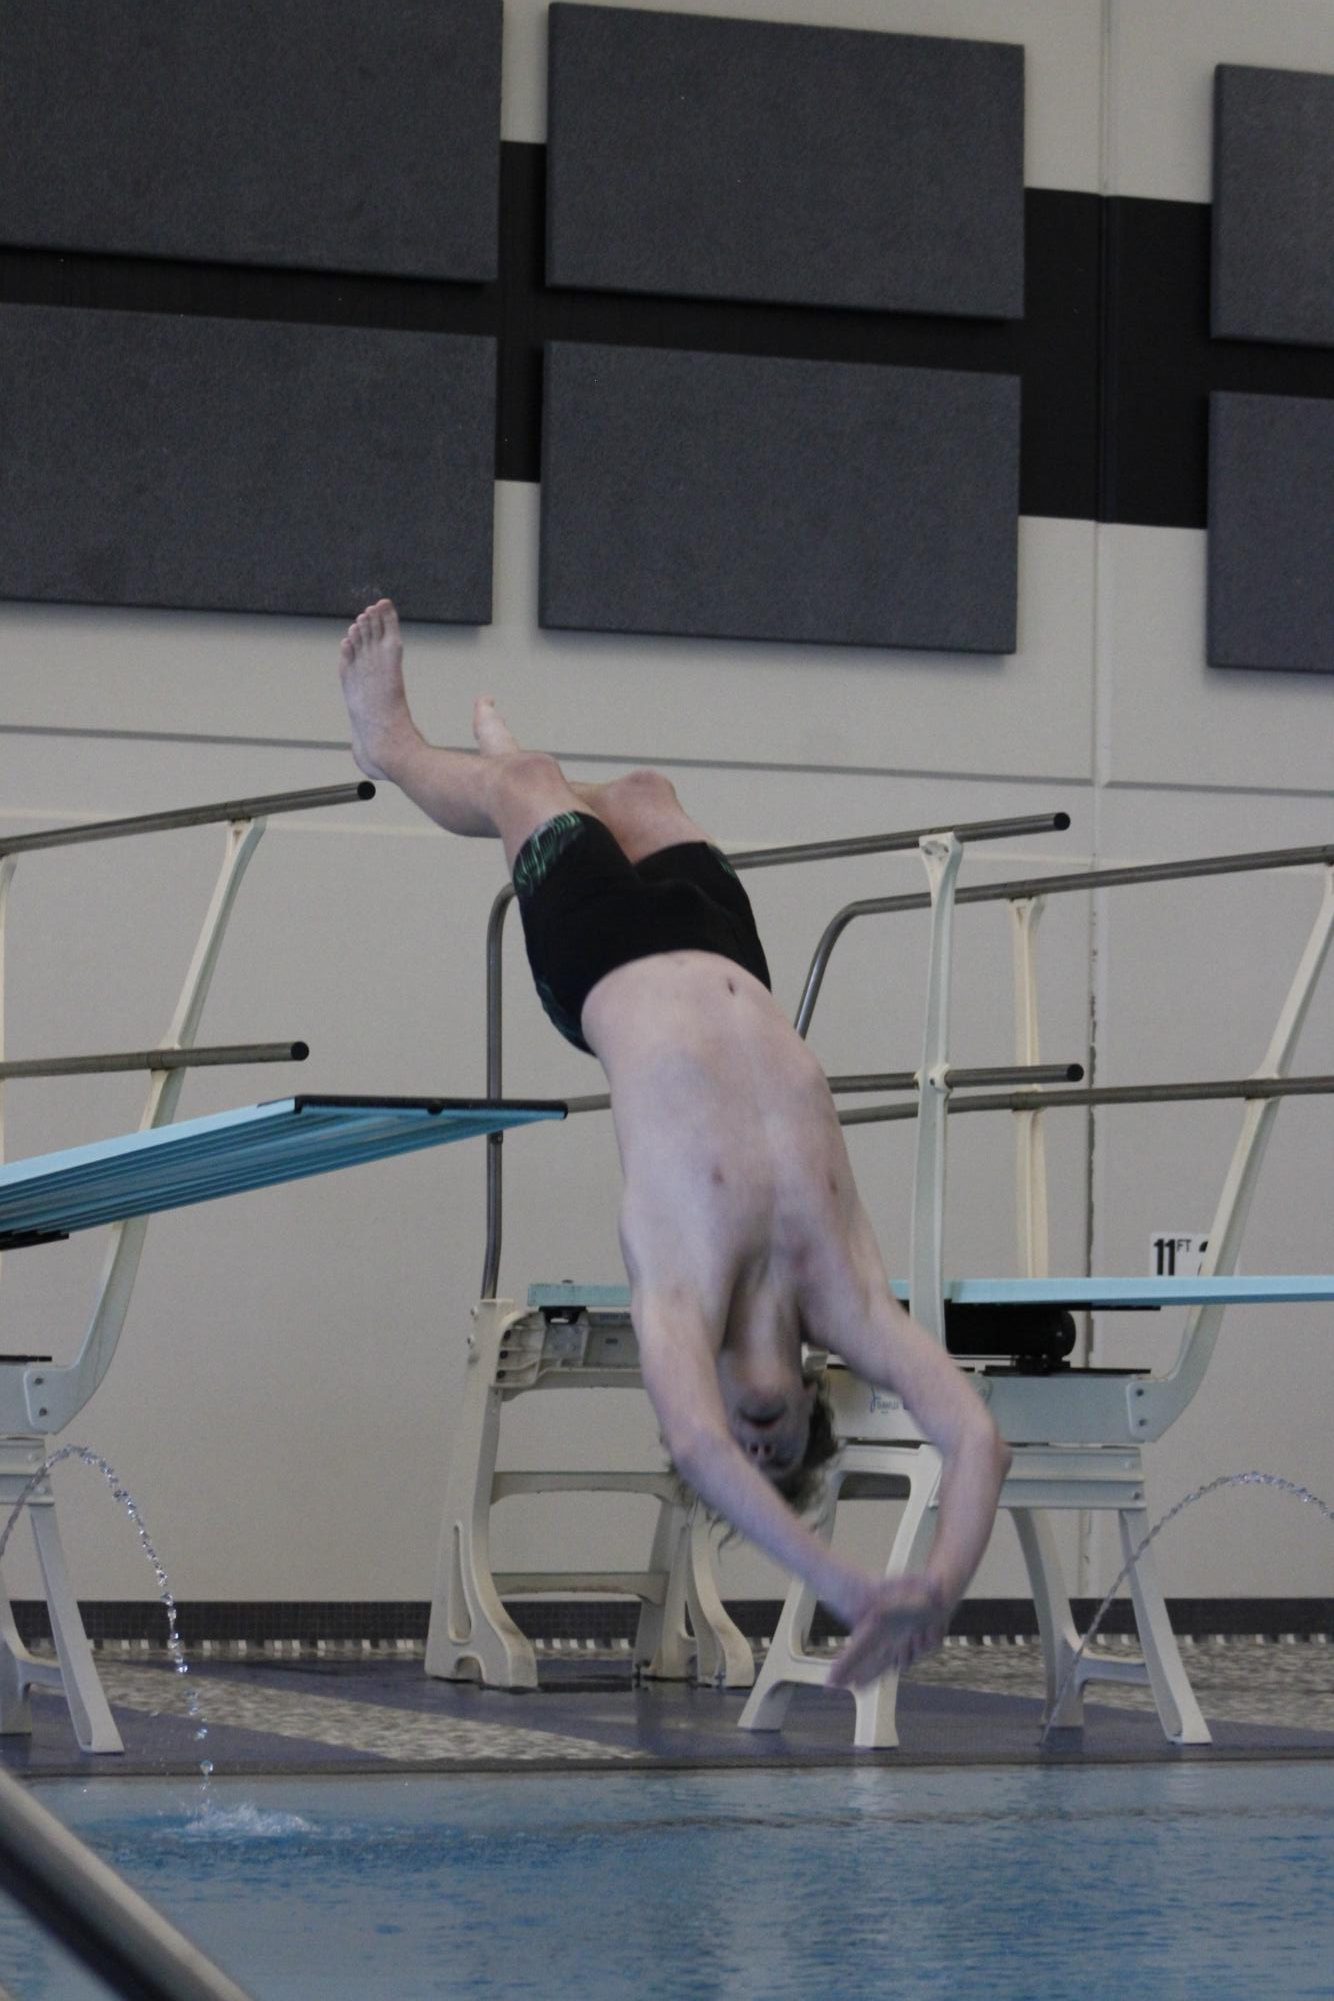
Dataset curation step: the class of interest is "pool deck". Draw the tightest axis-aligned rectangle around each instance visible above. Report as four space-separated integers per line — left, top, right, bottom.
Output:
3 1638 1332 1779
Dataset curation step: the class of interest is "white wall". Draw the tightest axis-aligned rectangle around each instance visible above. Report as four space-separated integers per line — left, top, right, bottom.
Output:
0 0 1329 1611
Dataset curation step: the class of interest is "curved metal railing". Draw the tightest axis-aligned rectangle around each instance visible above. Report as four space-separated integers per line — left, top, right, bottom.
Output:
481 826 1333 1297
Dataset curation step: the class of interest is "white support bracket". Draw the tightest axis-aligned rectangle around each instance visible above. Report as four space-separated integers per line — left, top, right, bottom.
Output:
909 833 964 1344
1135 862 1334 1443
0 1444 122 1754
18 817 268 1438
1009 895 1051 1283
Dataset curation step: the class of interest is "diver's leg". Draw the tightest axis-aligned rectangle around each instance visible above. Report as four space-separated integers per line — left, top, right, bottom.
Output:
338 598 581 864
572 768 714 865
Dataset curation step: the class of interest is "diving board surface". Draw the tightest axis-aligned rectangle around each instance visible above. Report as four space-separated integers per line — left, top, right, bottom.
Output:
529 1275 1334 1313
929 1276 1334 1307
0 1096 566 1247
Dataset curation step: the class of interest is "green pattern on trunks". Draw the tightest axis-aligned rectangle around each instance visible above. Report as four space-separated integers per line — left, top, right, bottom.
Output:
534 974 585 1048
512 811 585 900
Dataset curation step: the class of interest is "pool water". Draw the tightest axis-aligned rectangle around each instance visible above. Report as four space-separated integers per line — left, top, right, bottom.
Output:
4 1763 1333 2000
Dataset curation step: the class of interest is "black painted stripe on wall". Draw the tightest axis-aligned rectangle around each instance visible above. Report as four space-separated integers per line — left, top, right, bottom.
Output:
1102 196 1334 529
13 1597 1334 1646
2 143 1332 533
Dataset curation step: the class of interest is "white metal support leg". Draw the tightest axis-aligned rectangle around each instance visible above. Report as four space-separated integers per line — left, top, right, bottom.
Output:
20 819 268 1442
1007 1459 1209 1743
0 1449 122 1754
1146 865 1334 1441
0 1585 37 1737
1009 896 1051 1283
909 835 964 1344
683 1513 755 1687
1009 1506 1089 1726
1115 1506 1210 1744
848 1450 943 1750
737 1462 842 1732
426 1302 537 1688
739 1446 941 1745
635 1506 753 1686
741 835 966 1744
636 1501 695 1678
27 1493 123 1753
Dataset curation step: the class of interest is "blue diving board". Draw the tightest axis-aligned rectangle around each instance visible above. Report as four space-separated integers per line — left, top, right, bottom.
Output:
923 1276 1334 1307
0 1095 566 1248
529 1275 1334 1313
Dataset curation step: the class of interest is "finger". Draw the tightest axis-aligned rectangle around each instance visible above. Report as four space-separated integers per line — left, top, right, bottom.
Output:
828 1632 896 1690
832 1622 939 1689
824 1645 859 1690
828 1604 914 1686
826 1633 876 1689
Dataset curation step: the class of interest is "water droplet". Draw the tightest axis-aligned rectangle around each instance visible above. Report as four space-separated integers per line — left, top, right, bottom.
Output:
199 1760 214 1779
0 1445 210 1757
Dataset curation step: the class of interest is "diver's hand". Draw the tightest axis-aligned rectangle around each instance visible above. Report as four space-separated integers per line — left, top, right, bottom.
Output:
826 1575 948 1690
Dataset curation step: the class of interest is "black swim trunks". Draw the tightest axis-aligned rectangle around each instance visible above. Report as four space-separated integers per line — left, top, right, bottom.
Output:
512 811 772 1053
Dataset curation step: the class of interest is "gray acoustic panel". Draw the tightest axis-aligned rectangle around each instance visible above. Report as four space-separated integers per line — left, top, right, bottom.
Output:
0 0 501 280
1208 393 1334 674
0 306 495 621
540 343 1020 653
547 4 1024 319
1213 65 1334 348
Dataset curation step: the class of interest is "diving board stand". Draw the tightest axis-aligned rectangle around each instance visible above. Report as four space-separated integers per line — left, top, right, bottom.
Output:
742 832 1334 1749
425 1286 756 1692
0 1096 564 1752
0 774 567 1754
744 1273 1334 1750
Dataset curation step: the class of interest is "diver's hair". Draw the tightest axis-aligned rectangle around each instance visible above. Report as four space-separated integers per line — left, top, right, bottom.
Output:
771 1370 840 1514
668 1370 841 1534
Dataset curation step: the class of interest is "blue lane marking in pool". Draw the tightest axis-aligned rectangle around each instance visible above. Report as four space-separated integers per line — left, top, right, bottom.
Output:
6 1765 1334 2000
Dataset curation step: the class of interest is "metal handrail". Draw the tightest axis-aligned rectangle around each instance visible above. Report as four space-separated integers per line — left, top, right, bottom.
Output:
558 1062 1084 1119
481 810 1070 1295
0 1041 308 1082
838 1072 1334 1127
827 1063 1083 1095
0 1762 255 2000
795 842 1334 1034
716 809 1069 870
0 782 375 857
0 784 371 1442
482 826 1332 1294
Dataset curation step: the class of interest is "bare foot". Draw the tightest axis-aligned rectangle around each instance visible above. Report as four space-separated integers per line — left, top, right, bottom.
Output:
472 694 520 758
338 598 421 783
